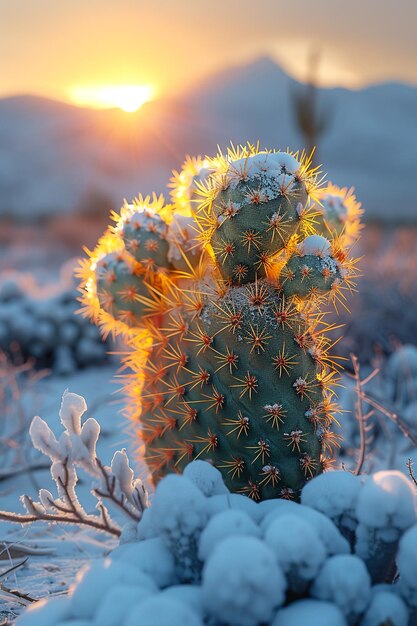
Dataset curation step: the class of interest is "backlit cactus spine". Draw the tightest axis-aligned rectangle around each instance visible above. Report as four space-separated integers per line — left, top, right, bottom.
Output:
79 143 360 501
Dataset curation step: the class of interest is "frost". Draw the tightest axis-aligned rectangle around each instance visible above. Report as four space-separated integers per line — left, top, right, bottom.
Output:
198 509 260 561
362 590 408 626
202 536 286 626
167 214 202 263
273 599 347 626
311 554 371 621
183 460 229 497
297 235 331 257
264 514 326 591
16 392 147 537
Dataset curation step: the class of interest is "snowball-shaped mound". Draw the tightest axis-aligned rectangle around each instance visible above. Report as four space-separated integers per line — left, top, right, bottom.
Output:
161 585 203 618
183 460 228 497
397 523 417 608
150 474 208 541
136 507 158 541
355 471 417 531
311 554 371 619
206 492 261 522
125 596 203 626
361 590 408 626
301 471 362 530
15 597 71 626
199 509 260 561
69 558 156 619
93 585 153 626
110 538 175 588
261 503 350 555
272 599 347 626
264 514 326 584
297 235 331 257
202 536 286 626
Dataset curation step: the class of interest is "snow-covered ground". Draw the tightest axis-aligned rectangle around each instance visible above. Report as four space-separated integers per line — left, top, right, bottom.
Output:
0 364 147 623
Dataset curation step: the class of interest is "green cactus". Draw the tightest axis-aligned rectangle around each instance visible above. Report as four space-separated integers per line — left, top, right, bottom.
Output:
80 144 358 501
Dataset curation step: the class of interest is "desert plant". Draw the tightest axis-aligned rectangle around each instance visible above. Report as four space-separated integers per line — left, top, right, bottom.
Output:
0 273 109 374
79 143 360 500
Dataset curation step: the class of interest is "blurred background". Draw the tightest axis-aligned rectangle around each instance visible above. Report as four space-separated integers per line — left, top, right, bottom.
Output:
1 0 417 374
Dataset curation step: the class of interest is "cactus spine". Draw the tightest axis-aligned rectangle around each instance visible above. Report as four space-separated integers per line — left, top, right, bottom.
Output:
79 144 360 501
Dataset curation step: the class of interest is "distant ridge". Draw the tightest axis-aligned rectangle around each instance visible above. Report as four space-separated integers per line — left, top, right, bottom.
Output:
1 56 417 221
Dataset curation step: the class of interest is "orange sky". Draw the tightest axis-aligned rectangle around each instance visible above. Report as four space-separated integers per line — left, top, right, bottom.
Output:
1 0 417 105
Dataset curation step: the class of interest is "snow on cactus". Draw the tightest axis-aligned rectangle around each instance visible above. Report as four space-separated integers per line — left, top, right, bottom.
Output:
273 599 348 626
79 142 361 501
149 474 209 582
264 513 326 594
355 471 417 583
315 184 363 246
397 523 417 610
361 589 409 626
201 535 286 626
301 470 363 543
310 554 371 624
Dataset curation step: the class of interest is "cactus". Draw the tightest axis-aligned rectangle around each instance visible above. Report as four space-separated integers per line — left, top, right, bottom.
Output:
79 143 360 501
315 184 363 247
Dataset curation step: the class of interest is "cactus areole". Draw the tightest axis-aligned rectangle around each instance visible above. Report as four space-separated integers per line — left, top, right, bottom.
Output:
79 144 360 501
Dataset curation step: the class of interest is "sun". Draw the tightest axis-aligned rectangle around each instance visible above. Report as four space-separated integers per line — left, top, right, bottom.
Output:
69 84 155 112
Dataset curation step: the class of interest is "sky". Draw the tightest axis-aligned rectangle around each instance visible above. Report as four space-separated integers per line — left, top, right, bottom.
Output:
1 0 417 105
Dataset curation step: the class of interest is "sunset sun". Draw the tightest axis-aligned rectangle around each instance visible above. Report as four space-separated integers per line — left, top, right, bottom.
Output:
69 84 155 112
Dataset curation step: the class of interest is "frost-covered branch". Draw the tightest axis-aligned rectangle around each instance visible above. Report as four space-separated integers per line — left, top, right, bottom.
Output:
348 354 376 475
0 391 148 537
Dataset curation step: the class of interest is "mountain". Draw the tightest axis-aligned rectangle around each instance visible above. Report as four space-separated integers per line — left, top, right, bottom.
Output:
1 58 417 221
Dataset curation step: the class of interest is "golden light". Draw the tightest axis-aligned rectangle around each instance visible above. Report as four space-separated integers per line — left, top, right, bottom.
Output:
68 84 155 112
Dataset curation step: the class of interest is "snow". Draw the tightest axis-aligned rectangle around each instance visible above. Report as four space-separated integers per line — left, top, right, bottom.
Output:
14 597 71 626
225 151 301 201
264 514 326 585
301 470 362 532
68 558 156 619
361 590 409 626
198 509 260 561
297 235 332 257
320 194 349 222
272 599 347 626
124 596 203 626
397 524 417 608
183 460 228 497
202 536 286 626
111 538 175 588
311 554 371 620
261 503 350 555
167 215 202 264
355 471 417 532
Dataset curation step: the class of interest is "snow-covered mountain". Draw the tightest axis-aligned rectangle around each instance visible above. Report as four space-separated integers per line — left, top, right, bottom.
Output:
1 57 417 221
